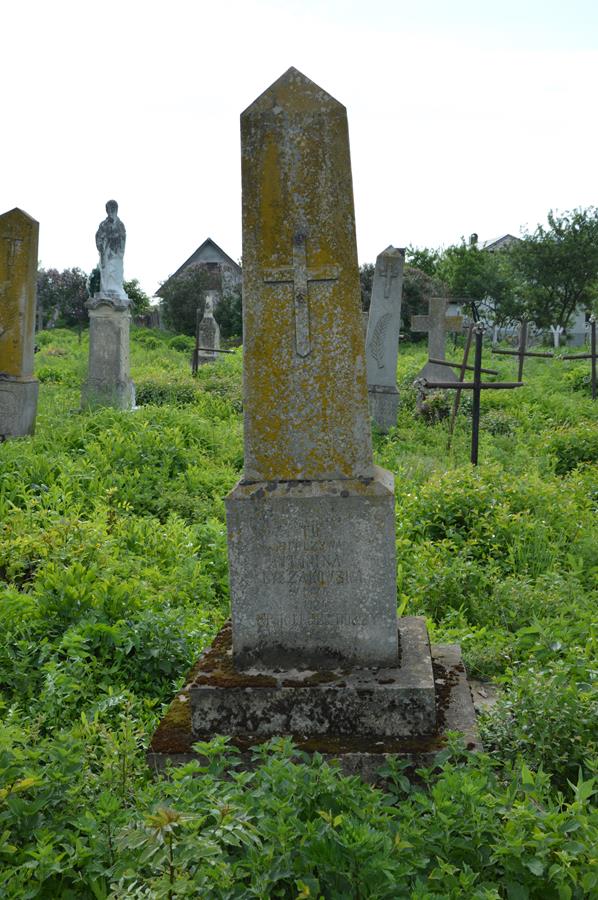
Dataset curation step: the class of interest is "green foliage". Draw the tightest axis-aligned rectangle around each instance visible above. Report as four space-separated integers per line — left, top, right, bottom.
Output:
0 332 596 896
215 285 243 343
159 267 214 336
123 278 151 316
168 334 195 353
510 207 598 328
37 266 89 329
436 240 519 324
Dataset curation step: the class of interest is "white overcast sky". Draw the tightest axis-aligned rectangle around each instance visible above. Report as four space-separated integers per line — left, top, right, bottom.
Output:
2 0 598 296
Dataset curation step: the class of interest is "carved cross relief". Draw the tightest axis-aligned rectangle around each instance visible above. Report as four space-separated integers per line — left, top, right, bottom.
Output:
263 232 339 357
2 224 25 275
379 258 401 300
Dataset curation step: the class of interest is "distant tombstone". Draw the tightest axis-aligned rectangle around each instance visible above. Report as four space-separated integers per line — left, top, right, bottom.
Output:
550 325 564 349
411 297 463 381
0 208 39 438
81 200 134 409
365 245 405 430
196 290 221 364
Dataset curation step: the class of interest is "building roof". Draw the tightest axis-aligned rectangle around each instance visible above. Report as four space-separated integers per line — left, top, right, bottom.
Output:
157 238 241 295
481 234 521 251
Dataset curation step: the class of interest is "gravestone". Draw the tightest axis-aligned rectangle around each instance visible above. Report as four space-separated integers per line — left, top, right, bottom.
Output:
0 208 39 439
149 69 478 779
411 297 463 382
81 201 134 409
196 290 220 364
365 246 405 430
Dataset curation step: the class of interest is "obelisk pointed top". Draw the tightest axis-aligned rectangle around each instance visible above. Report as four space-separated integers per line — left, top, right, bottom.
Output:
242 66 345 118
381 245 405 258
0 208 38 226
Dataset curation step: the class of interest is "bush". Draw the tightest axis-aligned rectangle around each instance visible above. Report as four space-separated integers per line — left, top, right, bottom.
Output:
135 380 198 407
549 425 598 474
169 334 195 352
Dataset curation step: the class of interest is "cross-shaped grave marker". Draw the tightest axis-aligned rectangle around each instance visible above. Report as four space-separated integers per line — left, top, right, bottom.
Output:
561 315 597 400
411 296 463 381
421 323 524 465
492 320 553 380
263 231 339 358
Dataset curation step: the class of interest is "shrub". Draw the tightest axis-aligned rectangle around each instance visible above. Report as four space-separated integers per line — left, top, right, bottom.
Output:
135 380 198 407
549 425 598 474
169 334 195 352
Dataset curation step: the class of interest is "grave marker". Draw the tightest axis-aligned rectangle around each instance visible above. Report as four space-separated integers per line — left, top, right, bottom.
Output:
365 246 405 431
192 291 221 372
0 208 39 438
492 320 553 380
411 297 463 381
561 315 596 400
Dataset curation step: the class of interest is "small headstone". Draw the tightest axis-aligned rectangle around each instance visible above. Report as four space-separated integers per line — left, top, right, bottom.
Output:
0 208 39 438
365 245 405 430
550 325 564 349
411 297 463 382
81 200 134 409
197 291 221 364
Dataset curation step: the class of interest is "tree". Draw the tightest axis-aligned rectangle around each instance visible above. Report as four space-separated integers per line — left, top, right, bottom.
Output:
405 246 442 277
436 241 520 327
359 263 375 311
159 267 215 336
510 208 598 330
123 279 150 316
37 267 88 330
215 285 243 343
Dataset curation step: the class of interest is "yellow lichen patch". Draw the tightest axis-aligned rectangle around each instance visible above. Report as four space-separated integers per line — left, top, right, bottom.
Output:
0 209 38 378
241 70 373 482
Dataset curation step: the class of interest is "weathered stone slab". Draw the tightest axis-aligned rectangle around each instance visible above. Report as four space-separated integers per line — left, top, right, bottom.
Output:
411 297 462 382
197 291 220 363
147 635 479 784
226 466 398 669
0 208 39 437
368 385 400 432
366 246 405 389
189 617 434 738
0 378 39 438
81 298 134 409
241 67 372 482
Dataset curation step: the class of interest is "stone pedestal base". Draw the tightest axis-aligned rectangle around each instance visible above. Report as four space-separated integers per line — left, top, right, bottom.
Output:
0 377 39 438
415 359 459 384
368 385 399 432
148 618 480 783
225 466 398 670
81 297 134 410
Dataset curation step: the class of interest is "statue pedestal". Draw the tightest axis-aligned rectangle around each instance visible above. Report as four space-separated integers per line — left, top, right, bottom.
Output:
81 294 134 410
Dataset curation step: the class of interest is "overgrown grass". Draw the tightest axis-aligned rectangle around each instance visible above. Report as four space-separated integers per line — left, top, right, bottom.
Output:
0 329 596 897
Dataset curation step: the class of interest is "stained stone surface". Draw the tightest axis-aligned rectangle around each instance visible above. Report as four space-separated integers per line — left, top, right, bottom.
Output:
0 208 39 437
81 298 134 409
226 466 398 669
197 291 221 363
366 246 405 389
241 67 373 483
189 617 435 738
368 385 400 432
411 297 463 382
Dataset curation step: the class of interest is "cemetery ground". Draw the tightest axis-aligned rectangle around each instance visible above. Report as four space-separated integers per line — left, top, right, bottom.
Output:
0 327 597 899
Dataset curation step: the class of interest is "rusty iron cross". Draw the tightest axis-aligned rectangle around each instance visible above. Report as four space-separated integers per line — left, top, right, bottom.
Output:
263 233 339 357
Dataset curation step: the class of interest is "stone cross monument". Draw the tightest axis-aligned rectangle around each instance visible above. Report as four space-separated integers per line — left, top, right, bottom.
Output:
197 290 221 364
81 200 134 409
411 297 463 382
365 245 405 430
0 208 39 439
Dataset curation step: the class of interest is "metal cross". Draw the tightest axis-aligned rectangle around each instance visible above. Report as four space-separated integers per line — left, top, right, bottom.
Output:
492 320 553 380
263 232 339 357
562 315 597 400
421 324 523 465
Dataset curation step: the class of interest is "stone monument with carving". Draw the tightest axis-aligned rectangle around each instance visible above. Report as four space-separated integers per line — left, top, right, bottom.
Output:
0 208 39 439
149 69 477 778
81 201 134 409
366 245 405 431
197 291 221 365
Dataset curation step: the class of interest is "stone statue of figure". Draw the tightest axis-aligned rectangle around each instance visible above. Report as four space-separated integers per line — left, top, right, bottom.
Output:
95 200 128 300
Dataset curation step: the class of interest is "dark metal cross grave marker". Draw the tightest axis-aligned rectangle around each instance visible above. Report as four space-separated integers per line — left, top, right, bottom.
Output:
492 320 553 380
561 315 597 400
422 324 523 465
263 232 339 358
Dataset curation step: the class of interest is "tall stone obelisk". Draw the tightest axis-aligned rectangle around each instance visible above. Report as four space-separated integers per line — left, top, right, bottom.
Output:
226 68 398 669
0 208 39 439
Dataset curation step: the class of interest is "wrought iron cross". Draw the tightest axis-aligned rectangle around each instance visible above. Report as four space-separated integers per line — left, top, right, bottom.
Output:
263 232 339 357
